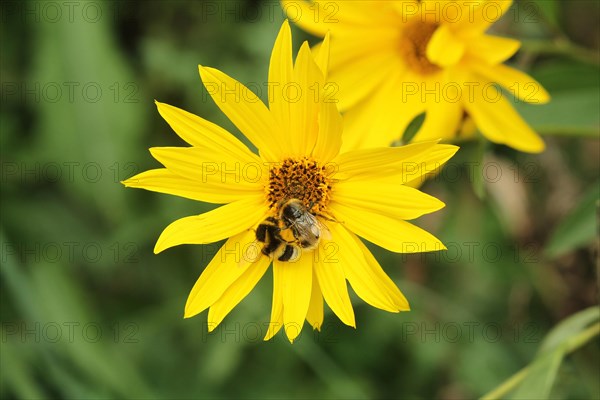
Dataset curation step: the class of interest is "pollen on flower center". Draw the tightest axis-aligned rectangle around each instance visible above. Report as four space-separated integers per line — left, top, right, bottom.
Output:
399 20 441 75
266 157 332 215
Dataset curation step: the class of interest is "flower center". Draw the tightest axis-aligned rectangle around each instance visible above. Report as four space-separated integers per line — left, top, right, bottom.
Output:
266 157 332 215
399 20 441 75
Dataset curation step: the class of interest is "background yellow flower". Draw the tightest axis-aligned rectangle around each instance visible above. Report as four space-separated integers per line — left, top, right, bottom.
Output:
284 0 551 153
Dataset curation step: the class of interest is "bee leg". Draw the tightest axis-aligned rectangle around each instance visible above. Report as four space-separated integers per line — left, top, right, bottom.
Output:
316 212 340 224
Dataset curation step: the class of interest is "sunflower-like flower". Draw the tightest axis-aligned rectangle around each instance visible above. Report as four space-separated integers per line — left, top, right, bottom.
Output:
123 21 458 343
283 0 550 153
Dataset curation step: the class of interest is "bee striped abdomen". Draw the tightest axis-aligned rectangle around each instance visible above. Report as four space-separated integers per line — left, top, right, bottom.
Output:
277 245 298 262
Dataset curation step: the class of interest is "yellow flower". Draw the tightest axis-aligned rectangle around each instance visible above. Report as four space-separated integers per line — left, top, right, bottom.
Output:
123 21 458 343
283 0 550 153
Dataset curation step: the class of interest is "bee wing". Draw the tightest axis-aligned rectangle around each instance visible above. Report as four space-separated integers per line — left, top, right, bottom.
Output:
299 213 332 241
317 218 332 241
289 212 319 241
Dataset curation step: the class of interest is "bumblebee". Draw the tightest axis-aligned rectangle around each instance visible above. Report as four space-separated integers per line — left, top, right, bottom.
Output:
256 199 330 262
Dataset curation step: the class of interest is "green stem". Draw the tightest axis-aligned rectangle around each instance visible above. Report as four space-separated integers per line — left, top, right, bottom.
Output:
520 39 600 66
480 322 600 400
536 127 600 137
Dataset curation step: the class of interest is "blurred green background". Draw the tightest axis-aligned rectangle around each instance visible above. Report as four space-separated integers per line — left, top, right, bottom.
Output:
1 0 599 399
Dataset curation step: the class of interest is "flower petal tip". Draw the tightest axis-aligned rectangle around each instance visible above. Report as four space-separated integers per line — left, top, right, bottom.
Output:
153 241 165 254
526 140 546 154
198 65 213 76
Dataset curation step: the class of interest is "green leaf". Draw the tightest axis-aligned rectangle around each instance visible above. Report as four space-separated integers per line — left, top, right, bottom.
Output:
514 89 600 137
533 0 560 28
509 348 564 400
400 112 425 145
510 307 600 399
0 340 45 400
481 311 600 400
545 183 599 258
531 61 599 93
539 306 600 354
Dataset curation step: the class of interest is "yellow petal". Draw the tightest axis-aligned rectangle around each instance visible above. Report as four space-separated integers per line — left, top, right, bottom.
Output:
340 71 424 150
328 17 406 111
335 142 458 184
305 268 324 330
327 26 398 68
412 96 463 142
473 63 550 104
457 0 514 34
396 143 460 184
264 261 284 341
328 40 402 111
199 66 283 161
350 232 410 310
122 168 257 204
313 32 330 78
154 196 268 253
330 224 408 312
333 178 445 220
401 141 462 188
466 34 520 64
268 20 293 141
149 147 266 190
464 78 545 153
289 41 324 157
391 0 420 16
184 229 261 318
314 239 356 327
328 1 402 28
280 255 313 343
329 202 446 253
312 99 343 163
207 255 271 329
282 1 400 36
336 142 459 184
426 25 466 67
155 101 258 165
281 0 328 36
